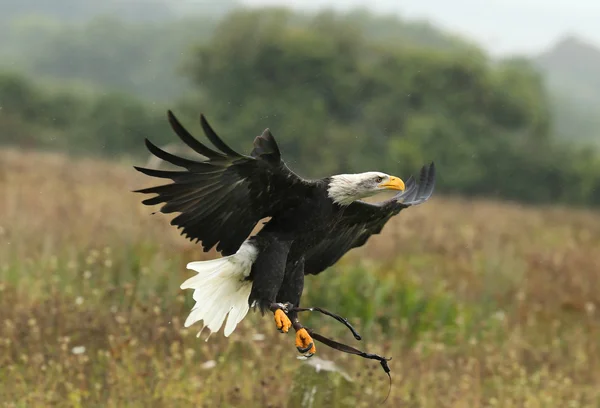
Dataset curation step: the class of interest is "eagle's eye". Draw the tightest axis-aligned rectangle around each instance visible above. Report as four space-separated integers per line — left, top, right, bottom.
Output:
375 176 384 183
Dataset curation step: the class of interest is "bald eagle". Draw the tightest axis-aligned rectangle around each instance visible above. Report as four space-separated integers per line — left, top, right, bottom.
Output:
134 111 435 358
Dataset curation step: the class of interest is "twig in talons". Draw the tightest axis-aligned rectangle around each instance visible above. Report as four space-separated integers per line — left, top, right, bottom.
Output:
292 306 362 340
379 359 392 404
307 329 393 404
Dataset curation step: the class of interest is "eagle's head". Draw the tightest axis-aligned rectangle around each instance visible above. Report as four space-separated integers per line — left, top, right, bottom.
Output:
327 172 405 206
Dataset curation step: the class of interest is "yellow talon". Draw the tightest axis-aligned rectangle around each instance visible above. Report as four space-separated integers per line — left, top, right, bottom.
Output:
274 309 292 333
295 328 316 356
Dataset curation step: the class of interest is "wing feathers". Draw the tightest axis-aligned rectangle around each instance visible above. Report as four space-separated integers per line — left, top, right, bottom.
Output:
133 166 190 181
422 162 436 198
199 114 244 158
167 110 227 160
160 183 231 214
251 129 281 163
397 162 435 206
143 138 221 171
135 111 305 255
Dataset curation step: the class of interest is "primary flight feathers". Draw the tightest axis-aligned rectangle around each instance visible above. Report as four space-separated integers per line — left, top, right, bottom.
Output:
134 110 309 256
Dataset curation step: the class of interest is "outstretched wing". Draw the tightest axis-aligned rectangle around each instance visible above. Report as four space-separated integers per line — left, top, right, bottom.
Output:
303 162 436 275
134 110 308 256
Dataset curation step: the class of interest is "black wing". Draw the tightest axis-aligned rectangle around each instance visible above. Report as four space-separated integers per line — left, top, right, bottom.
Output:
134 110 308 256
303 162 436 275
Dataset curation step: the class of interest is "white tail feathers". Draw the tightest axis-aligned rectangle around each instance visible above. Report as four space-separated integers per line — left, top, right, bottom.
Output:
180 241 257 338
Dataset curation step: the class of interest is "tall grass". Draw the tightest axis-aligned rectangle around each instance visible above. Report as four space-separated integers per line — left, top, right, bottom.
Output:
1 148 600 407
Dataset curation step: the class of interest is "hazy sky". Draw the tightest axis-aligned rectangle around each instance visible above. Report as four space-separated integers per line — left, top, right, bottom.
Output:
241 0 600 56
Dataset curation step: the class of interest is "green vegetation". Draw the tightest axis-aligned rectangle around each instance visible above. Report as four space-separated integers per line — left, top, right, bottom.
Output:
2 8 600 206
1 149 599 406
0 71 171 155
0 16 215 100
0 7 471 101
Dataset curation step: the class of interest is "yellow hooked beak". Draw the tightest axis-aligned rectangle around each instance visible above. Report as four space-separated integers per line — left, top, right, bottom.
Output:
379 176 405 191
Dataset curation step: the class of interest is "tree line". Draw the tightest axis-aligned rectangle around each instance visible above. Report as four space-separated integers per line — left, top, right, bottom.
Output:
1 8 599 206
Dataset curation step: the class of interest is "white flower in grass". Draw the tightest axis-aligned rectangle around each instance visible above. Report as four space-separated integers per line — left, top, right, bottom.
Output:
71 346 86 355
201 360 216 370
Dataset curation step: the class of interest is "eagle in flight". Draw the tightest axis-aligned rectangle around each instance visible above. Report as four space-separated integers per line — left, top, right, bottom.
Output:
134 111 435 360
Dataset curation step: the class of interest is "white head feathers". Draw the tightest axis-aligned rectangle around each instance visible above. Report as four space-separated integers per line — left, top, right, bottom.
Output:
327 172 390 206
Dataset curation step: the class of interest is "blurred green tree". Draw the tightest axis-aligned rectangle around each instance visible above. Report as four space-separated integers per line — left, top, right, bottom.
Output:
1 7 599 206
181 8 600 205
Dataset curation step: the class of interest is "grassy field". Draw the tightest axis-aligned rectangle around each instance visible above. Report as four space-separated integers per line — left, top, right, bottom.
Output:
1 148 599 407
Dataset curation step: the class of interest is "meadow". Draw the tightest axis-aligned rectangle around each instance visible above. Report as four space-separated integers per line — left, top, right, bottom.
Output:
1 147 599 407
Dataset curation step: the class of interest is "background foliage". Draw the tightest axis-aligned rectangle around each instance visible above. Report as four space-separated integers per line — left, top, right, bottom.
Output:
2 7 600 206
0 3 600 205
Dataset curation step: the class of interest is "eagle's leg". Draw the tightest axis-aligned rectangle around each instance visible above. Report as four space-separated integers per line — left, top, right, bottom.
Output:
274 259 316 357
269 302 293 333
248 237 294 334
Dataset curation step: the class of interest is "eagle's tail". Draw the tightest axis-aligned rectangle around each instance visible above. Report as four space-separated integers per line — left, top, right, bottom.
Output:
180 240 257 338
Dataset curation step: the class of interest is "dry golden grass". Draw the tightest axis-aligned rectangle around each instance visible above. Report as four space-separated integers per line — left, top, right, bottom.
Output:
1 147 600 407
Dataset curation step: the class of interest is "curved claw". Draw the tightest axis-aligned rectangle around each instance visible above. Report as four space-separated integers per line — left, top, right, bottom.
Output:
297 342 314 354
296 328 316 357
